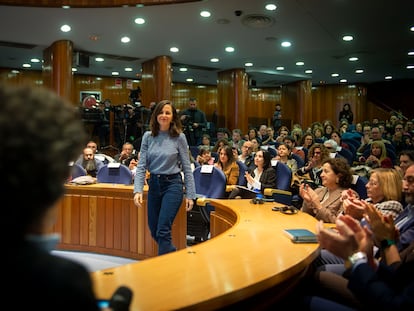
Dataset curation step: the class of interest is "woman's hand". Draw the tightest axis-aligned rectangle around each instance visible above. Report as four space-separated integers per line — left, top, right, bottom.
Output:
133 192 143 207
185 198 194 212
343 197 365 220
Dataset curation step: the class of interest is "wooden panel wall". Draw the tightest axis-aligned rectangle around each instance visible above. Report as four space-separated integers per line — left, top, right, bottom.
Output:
1 67 411 137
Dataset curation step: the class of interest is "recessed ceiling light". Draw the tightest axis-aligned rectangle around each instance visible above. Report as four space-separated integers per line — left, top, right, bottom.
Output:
305 69 312 74
121 36 130 43
265 4 277 11
339 79 347 83
71 68 77 72
210 58 219 62
342 35 353 41
200 11 211 17
179 68 188 72
407 65 414 69
296 61 304 66
276 66 284 70
355 69 364 74
30 58 40 63
111 72 119 76
170 47 179 53
134 18 145 25
22 63 31 68
331 73 339 77
245 62 253 67
186 78 194 82
349 57 359 61
281 41 291 47
408 51 414 56
60 24 71 32
225 47 235 52
124 68 133 72
385 75 393 80
95 57 104 62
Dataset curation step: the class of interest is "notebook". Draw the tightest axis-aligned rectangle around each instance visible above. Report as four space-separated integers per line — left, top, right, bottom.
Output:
283 229 318 243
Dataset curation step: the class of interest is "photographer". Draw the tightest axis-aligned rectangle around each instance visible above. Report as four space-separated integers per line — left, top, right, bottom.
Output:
180 98 207 146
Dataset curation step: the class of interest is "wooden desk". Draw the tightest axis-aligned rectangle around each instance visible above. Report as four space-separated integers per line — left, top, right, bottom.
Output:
52 183 187 260
91 199 320 310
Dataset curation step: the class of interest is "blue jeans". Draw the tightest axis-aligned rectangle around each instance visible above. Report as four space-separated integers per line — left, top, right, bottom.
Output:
147 173 183 255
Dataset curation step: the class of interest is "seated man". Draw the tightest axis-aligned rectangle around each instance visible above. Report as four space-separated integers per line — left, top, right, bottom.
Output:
75 147 104 177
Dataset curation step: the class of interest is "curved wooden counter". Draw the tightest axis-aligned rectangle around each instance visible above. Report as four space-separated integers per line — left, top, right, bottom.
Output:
53 183 186 260
91 199 321 310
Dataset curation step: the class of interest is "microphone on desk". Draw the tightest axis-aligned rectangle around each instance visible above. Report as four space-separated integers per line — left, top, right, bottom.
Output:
109 286 133 311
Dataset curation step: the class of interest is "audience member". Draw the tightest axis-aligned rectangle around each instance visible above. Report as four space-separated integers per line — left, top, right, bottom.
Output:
272 103 282 132
359 140 393 169
300 157 353 223
214 145 239 186
284 135 306 161
1 84 101 310
238 140 255 171
196 146 214 166
113 142 136 165
229 150 276 199
297 143 331 187
396 149 414 175
275 142 298 174
180 97 207 146
75 147 105 178
338 103 354 125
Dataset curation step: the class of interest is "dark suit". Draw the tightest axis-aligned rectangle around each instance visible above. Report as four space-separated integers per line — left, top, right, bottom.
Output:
395 204 414 251
348 241 414 310
8 241 99 310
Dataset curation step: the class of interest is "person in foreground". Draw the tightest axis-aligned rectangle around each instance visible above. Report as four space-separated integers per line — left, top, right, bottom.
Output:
304 212 414 311
133 100 196 255
1 84 100 310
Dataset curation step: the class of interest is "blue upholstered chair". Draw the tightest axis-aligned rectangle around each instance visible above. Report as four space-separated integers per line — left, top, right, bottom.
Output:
236 160 248 186
69 163 87 179
350 175 368 200
188 165 227 243
273 161 293 191
96 163 133 184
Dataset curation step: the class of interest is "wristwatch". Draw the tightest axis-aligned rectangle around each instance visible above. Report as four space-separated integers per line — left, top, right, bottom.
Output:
345 251 368 269
380 239 396 250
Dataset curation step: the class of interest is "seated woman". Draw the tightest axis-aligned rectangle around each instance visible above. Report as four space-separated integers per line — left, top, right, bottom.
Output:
296 143 331 188
228 150 276 199
214 145 239 187
342 168 403 221
275 142 298 174
196 146 214 166
300 157 354 223
359 140 393 169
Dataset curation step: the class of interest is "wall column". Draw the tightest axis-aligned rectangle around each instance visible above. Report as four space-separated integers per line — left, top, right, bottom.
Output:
42 40 73 101
217 68 249 131
141 55 172 105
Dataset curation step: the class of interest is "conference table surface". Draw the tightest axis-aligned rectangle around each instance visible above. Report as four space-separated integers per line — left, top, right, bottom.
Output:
90 198 321 310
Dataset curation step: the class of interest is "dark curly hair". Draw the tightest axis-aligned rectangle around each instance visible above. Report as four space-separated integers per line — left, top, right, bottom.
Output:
322 157 353 188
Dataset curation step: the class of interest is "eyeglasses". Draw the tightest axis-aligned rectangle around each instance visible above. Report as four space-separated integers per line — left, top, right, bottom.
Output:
403 176 414 184
272 206 299 215
368 180 379 186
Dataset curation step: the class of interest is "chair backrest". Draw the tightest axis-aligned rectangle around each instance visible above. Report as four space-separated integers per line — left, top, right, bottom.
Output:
193 166 227 199
337 147 354 165
272 161 292 191
350 175 368 200
96 163 133 184
70 163 87 179
236 160 248 186
290 153 305 168
189 145 200 160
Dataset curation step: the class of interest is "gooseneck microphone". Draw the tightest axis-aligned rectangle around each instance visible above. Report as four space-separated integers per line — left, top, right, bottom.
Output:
108 286 133 311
